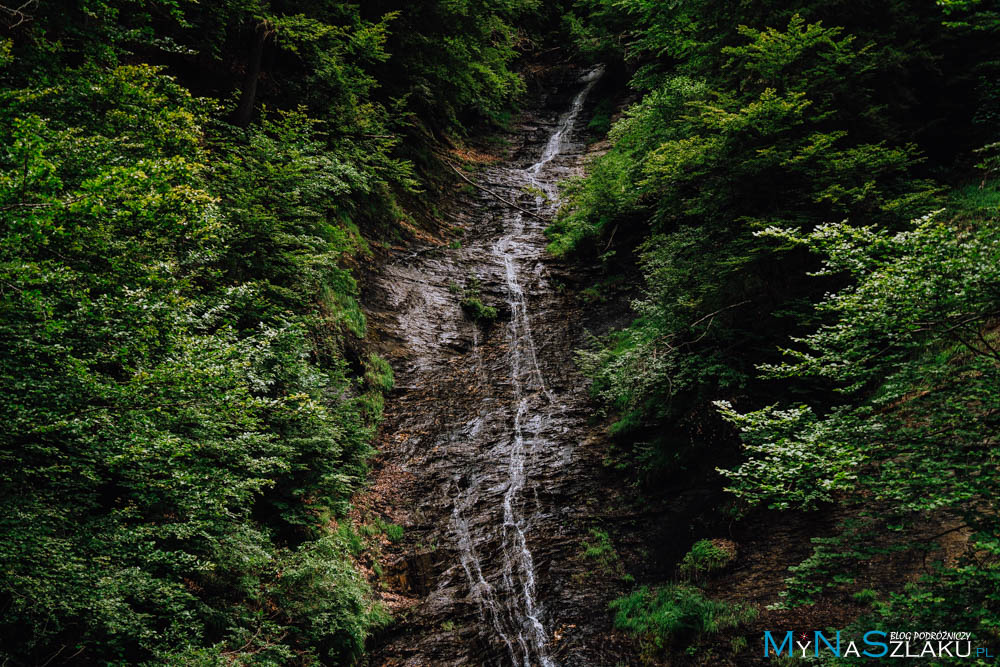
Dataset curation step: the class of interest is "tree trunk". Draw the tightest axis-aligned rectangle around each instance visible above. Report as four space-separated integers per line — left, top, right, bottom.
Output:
231 21 274 128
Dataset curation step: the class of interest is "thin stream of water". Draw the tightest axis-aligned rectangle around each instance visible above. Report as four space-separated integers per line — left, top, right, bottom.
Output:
451 66 603 666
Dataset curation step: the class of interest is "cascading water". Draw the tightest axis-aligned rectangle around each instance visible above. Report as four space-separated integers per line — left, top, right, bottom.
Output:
368 65 609 666
454 66 604 666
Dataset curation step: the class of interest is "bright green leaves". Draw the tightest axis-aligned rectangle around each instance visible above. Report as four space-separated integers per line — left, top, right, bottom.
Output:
211 109 368 328
0 53 383 665
610 584 757 653
547 76 711 255
642 134 719 193
753 213 1000 385
718 206 1000 635
723 15 868 100
715 402 866 510
0 0 585 663
554 0 1000 649
937 0 1000 31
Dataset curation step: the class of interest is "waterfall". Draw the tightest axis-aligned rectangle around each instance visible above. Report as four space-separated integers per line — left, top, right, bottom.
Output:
455 65 604 666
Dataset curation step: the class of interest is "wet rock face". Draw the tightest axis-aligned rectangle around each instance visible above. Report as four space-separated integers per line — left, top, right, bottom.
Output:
364 67 628 666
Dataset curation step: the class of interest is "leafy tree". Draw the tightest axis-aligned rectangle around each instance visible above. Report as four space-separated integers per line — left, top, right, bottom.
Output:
717 199 1000 639
0 53 387 667
552 0 1000 656
361 0 537 131
555 15 937 474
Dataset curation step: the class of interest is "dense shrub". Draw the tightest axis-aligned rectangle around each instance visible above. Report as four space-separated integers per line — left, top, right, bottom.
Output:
610 585 757 652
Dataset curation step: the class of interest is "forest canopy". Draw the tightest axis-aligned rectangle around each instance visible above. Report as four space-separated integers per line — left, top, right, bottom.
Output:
2 0 999 663
0 0 542 663
552 0 1000 655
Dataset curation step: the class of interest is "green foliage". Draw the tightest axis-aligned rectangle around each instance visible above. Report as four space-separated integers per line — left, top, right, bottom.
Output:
367 515 404 543
211 110 370 329
852 588 878 604
246 534 389 664
610 585 757 653
581 528 622 575
587 97 615 137
457 275 498 323
555 6 943 480
720 211 1000 512
561 0 1000 649
868 555 1000 649
810 540 1000 665
364 353 395 393
950 180 1000 227
461 297 499 323
679 540 734 579
718 206 1000 636
561 0 630 62
0 42 384 667
0 0 578 656
384 523 405 543
339 522 366 556
364 0 537 130
5 0 1000 661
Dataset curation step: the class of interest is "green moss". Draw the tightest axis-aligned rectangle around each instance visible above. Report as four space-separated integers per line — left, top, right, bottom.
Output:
679 539 734 579
364 353 395 393
384 523 404 542
460 296 498 322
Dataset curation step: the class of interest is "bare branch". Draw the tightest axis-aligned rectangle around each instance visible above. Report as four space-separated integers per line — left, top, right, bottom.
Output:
444 159 546 221
0 0 37 30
